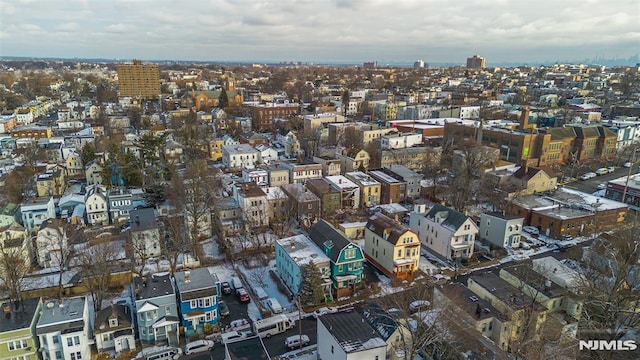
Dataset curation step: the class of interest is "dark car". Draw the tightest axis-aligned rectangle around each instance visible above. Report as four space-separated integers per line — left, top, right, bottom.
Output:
221 282 232 295
219 300 230 317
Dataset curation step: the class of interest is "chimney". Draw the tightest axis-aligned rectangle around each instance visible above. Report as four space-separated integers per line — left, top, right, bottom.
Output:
135 216 140 225
185 271 190 283
3 304 11 319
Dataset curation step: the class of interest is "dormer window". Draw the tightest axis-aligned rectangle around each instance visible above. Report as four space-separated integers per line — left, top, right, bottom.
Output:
109 318 118 327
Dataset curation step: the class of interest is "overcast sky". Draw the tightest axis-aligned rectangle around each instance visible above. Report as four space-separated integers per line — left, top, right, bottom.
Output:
1 0 638 65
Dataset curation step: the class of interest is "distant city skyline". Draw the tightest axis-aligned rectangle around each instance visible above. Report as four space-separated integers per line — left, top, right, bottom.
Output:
1 0 638 65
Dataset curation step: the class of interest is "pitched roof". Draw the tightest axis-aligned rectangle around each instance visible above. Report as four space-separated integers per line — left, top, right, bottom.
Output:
366 213 413 245
309 220 351 263
512 166 555 181
94 304 133 334
319 312 386 353
425 203 470 231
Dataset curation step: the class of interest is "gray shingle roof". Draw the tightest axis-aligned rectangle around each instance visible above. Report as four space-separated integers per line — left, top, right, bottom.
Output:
309 220 350 263
425 203 470 231
319 312 386 353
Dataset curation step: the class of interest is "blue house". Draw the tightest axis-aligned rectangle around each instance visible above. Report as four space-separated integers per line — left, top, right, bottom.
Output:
309 220 365 298
174 268 221 336
275 234 332 300
131 273 180 346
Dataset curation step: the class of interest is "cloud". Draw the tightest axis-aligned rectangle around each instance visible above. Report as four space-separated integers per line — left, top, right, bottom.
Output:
104 23 136 33
55 22 81 32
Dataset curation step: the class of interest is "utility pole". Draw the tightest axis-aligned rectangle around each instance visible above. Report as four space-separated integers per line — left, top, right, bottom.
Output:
297 295 303 350
621 147 638 205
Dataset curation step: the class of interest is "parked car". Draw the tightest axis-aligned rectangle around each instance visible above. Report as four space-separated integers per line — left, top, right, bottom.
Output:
184 340 214 355
520 242 531 250
219 300 230 317
265 298 283 314
595 168 609 175
236 288 250 303
228 318 251 332
607 166 615 172
253 286 268 300
221 282 232 295
220 330 251 344
522 226 540 235
312 306 338 319
624 162 633 168
580 172 597 180
597 183 607 190
409 300 431 312
285 335 310 349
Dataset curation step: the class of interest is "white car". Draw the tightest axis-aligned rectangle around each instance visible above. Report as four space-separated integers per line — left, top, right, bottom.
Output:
607 166 615 172
580 172 597 180
523 226 540 235
220 330 252 344
285 334 310 349
409 300 431 312
520 242 531 250
624 162 633 168
312 306 338 319
184 340 214 355
264 298 283 314
597 183 606 190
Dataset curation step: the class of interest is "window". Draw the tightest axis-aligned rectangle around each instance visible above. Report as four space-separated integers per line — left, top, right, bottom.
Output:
344 248 356 259
53 336 59 344
74 336 80 345
109 318 118 327
55 350 63 360
70 352 82 360
67 338 73 346
331 346 334 354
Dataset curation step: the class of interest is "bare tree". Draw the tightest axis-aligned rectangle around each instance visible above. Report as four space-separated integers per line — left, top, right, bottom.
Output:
159 213 190 273
0 239 30 305
77 239 121 312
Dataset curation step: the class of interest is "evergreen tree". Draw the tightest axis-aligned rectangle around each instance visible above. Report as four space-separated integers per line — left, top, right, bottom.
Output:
299 260 325 306
218 88 229 109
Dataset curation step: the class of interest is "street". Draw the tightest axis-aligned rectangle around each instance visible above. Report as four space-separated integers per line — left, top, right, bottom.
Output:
563 166 638 194
183 318 318 360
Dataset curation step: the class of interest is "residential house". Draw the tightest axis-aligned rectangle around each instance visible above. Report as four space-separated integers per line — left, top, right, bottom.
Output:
0 298 42 360
107 188 137 224
262 164 290 187
434 283 511 352
85 160 104 186
345 171 381 207
364 213 420 280
20 197 56 232
85 184 109 226
264 186 289 229
222 144 261 170
281 161 323 184
36 167 66 197
325 175 361 209
65 151 84 178
361 303 414 360
233 182 269 229
275 234 332 300
380 146 430 171
36 297 91 360
130 208 161 261
0 203 17 228
132 274 180 346
164 138 184 165
35 220 67 269
368 169 407 205
336 147 370 173
309 220 365 297
338 222 367 240
305 178 342 216
208 138 224 161
385 165 423 200
380 132 423 149
0 222 33 271
242 169 269 188
58 194 85 224
500 264 583 321
409 203 478 260
174 268 221 336
479 212 523 249
467 273 549 351
317 312 386 360
212 198 242 241
94 304 136 354
506 167 557 196
255 144 278 165
283 131 301 158
224 335 271 360
312 156 341 176
281 183 321 228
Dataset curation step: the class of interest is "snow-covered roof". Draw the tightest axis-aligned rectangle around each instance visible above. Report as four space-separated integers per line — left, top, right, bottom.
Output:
325 175 358 189
276 234 330 267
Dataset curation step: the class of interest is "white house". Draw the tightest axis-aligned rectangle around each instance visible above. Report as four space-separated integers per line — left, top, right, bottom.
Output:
409 203 478 260
380 132 423 149
233 183 268 228
255 144 278 165
241 169 269 188
221 144 261 169
130 208 161 260
94 304 136 354
20 197 56 232
35 222 68 269
36 297 91 360
317 312 387 360
15 108 34 125
85 160 104 185
479 212 523 249
85 184 109 225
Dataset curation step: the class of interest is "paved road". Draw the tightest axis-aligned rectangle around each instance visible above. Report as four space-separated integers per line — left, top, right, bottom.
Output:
183 318 317 360
565 166 638 194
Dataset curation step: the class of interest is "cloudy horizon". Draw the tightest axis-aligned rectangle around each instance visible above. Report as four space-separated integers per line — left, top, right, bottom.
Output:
1 0 638 65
